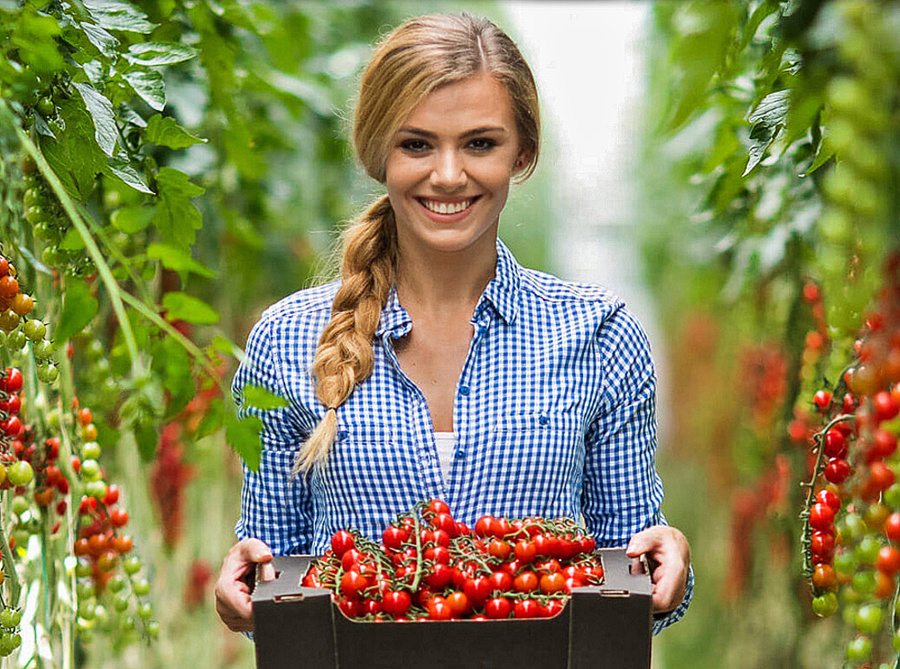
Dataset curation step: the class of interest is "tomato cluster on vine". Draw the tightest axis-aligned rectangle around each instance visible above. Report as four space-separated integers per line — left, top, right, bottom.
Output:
800 252 900 665
301 500 604 622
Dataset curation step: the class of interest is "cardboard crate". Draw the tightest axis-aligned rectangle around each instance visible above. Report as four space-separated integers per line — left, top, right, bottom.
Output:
253 547 652 669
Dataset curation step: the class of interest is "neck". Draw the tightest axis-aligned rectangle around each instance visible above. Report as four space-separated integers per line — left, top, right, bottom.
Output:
395 240 497 319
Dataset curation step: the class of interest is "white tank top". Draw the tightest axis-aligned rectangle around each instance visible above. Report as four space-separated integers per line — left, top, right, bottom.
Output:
433 432 456 481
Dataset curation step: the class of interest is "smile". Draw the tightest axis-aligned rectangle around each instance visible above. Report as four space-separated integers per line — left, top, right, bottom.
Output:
418 197 478 215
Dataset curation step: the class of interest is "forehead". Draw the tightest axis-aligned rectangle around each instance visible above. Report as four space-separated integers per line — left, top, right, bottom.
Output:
401 73 516 133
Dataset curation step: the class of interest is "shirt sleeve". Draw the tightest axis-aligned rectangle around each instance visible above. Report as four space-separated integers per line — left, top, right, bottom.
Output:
581 304 693 634
232 314 314 556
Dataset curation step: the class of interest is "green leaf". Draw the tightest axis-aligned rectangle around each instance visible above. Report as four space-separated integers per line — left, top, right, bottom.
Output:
211 335 241 361
39 98 108 200
105 155 154 194
147 243 216 278
152 167 205 249
145 114 205 149
72 82 118 156
242 385 290 410
83 0 156 33
194 397 225 440
162 292 220 325
79 21 119 58
11 9 64 74
134 420 158 461
56 279 99 344
125 42 198 66
226 412 263 471
59 227 86 251
803 137 834 176
111 205 154 233
151 336 194 416
743 90 790 176
124 68 166 111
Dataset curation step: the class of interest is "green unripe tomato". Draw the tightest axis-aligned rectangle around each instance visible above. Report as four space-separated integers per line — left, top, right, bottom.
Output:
92 604 108 626
22 319 46 341
81 442 101 460
856 535 882 565
884 484 900 510
7 331 26 351
46 409 60 429
132 578 150 596
812 592 838 617
41 245 61 266
0 608 20 629
835 551 858 577
10 496 29 517
137 602 153 620
24 205 44 225
108 574 127 593
36 96 54 116
36 361 58 383
844 513 867 543
0 636 12 657
120 616 136 633
851 570 877 596
7 461 34 486
78 601 96 620
123 556 141 575
32 338 53 360
854 603 884 635
145 620 160 639
75 617 93 633
76 581 94 599
23 188 42 208
113 594 129 612
846 636 873 663
85 481 107 500
11 530 28 550
80 459 101 480
31 221 55 242
842 603 858 627
75 561 92 578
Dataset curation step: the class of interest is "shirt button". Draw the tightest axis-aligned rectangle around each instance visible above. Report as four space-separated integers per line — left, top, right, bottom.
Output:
459 386 470 397
455 450 464 459
337 430 349 440
539 415 550 426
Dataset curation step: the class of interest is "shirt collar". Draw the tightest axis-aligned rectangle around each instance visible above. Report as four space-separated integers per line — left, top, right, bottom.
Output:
375 238 521 338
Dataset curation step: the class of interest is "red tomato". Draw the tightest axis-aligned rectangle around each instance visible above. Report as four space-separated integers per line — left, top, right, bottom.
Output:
490 517 511 539
424 563 453 589
488 539 512 561
382 526 409 550
432 513 458 537
869 461 896 493
540 572 567 594
578 535 596 555
445 591 470 617
513 571 539 593
540 599 565 618
873 429 899 459
513 599 540 619
382 591 412 617
536 559 561 574
823 429 847 458
501 559 523 576
885 513 900 543
424 545 451 565
427 500 451 516
475 515 495 538
811 564 836 592
337 597 364 619
489 571 513 593
815 489 841 514
875 390 900 422
340 570 369 600
877 546 900 576
364 599 383 616
514 540 537 563
341 548 364 572
824 458 851 484
810 531 835 561
464 576 492 605
808 503 835 531
484 597 512 619
426 596 453 621
813 390 832 412
432 529 451 547
331 530 355 558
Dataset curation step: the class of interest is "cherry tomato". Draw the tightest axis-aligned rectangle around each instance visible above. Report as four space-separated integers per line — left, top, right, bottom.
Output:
331 530 355 558
487 539 512 561
445 591 469 617
424 563 453 589
340 570 369 600
514 539 537 563
823 429 847 458
816 488 841 514
463 576 492 605
382 590 412 617
875 390 900 422
824 458 851 484
885 513 900 543
426 596 453 621
484 597 512 619
540 572 567 594
877 545 900 576
475 515 495 538
489 570 513 593
513 599 541 619
869 461 896 493
811 564 836 592
490 517 511 539
513 571 539 593
813 390 832 412
432 513 458 537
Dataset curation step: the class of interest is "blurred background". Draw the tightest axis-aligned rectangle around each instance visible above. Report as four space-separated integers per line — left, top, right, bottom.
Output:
1 0 899 667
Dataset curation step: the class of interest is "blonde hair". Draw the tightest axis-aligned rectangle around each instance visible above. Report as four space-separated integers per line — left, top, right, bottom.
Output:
293 13 540 474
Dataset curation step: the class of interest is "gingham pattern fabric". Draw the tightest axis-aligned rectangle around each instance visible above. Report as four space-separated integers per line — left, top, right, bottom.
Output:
233 239 693 633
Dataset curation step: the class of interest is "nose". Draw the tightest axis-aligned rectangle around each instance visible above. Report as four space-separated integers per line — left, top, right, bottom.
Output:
430 148 467 190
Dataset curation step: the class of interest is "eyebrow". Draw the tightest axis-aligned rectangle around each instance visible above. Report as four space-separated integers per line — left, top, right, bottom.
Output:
397 126 508 139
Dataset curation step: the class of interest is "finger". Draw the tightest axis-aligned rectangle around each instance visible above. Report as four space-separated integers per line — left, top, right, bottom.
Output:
626 526 664 557
259 560 276 582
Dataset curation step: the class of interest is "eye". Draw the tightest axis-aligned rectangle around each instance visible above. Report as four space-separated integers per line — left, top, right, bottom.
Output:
400 139 429 153
467 137 496 151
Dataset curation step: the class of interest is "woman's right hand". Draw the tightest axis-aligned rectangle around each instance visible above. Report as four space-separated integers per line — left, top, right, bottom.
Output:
215 538 276 632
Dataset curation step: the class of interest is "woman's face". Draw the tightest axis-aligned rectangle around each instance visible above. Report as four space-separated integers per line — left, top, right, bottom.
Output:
385 73 527 260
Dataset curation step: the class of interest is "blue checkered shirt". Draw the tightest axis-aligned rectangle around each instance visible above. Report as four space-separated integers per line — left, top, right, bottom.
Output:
233 239 693 633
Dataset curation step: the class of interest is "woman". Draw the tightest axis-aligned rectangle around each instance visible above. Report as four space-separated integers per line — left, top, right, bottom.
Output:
215 12 692 635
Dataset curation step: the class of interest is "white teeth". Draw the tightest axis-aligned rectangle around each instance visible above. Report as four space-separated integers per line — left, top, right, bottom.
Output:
422 199 471 214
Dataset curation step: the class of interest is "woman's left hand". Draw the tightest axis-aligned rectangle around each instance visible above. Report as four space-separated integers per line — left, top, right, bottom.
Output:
626 525 691 614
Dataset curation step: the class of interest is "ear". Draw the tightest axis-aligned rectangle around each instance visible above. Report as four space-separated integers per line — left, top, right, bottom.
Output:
513 149 533 175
